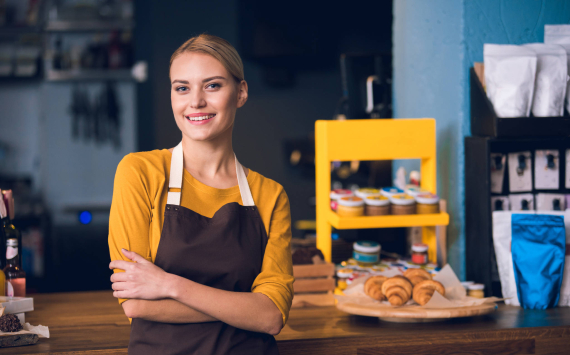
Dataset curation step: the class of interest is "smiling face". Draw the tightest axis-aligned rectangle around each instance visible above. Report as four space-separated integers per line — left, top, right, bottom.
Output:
170 52 248 143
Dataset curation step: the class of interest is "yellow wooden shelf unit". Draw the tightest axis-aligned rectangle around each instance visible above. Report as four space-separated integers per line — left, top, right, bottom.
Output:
315 118 450 264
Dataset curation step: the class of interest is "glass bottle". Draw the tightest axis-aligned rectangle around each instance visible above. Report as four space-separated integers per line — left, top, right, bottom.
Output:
1 191 22 270
4 238 25 297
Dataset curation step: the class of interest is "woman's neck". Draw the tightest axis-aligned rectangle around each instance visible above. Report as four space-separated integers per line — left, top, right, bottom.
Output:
174 133 247 189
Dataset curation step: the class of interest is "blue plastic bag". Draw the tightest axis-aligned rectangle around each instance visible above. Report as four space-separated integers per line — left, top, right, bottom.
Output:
511 214 565 309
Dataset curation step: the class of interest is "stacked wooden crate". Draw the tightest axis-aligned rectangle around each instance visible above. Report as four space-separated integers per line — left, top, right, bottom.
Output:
291 262 336 308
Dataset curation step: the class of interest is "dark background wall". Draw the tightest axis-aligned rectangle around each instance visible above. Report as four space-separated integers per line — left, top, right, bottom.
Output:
135 0 393 232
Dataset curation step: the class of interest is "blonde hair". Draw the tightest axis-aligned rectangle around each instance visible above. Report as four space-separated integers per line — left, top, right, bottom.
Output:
170 33 244 83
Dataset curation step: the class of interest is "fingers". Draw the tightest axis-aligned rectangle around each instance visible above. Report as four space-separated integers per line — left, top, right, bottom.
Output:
113 290 130 299
121 249 149 264
111 273 129 282
109 260 132 271
112 282 129 291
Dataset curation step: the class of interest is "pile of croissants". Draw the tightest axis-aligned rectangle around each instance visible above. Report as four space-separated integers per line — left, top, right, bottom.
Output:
363 268 445 306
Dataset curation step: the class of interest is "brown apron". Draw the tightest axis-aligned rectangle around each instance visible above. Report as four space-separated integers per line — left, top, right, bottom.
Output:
128 142 279 355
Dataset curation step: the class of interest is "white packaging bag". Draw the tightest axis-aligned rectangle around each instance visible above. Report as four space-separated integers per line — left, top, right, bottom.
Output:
523 43 567 117
493 211 570 306
544 25 570 115
484 44 537 117
544 25 570 44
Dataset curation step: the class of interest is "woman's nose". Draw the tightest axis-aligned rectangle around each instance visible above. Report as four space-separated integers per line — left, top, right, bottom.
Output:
189 90 206 109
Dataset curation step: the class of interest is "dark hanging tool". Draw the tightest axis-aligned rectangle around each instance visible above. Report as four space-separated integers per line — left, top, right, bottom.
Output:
553 199 561 211
493 155 503 170
494 199 504 211
517 154 526 176
521 199 530 211
546 154 556 169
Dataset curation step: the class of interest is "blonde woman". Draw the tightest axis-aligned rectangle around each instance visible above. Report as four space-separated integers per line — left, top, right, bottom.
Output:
108 33 294 354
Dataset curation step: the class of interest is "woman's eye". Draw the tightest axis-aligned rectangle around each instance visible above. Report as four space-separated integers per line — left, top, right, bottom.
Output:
175 86 188 92
207 83 220 89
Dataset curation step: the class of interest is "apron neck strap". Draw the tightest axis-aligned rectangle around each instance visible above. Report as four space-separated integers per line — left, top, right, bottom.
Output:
167 141 255 207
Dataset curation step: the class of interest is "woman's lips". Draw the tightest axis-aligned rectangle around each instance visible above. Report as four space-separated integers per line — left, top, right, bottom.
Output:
185 114 216 125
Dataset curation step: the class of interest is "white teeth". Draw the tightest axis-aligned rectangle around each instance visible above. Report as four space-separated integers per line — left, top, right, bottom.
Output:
187 114 215 121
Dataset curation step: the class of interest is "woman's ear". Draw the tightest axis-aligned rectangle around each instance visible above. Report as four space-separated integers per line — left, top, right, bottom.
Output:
237 80 248 108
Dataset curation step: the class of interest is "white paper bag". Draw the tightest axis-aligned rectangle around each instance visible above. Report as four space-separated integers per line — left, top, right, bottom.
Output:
523 44 567 117
484 44 537 117
493 211 570 306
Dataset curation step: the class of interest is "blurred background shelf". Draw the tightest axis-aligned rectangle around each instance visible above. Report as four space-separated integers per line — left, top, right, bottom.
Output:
44 20 135 32
328 210 449 229
45 68 133 81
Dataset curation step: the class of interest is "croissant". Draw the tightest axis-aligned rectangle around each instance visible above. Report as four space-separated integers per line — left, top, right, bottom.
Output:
381 276 413 306
403 268 432 286
364 275 388 301
412 280 445 306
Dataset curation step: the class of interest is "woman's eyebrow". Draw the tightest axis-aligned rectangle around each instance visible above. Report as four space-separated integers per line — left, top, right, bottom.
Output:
171 76 227 85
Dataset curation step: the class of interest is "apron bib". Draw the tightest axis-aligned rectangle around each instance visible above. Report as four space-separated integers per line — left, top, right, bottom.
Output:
128 142 279 355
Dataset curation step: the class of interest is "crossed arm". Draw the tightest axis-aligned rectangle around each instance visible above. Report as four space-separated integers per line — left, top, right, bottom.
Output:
110 249 283 335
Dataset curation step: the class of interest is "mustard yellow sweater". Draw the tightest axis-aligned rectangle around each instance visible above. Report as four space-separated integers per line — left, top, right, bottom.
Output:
108 149 294 325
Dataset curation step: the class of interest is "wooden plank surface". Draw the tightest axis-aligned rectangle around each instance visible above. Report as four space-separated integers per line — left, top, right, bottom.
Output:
0 290 568 354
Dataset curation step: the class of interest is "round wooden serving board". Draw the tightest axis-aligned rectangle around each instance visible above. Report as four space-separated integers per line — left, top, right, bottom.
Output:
336 302 497 323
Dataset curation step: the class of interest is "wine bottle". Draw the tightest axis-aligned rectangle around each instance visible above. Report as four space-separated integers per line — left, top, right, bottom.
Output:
4 238 25 297
1 190 22 271
0 198 9 296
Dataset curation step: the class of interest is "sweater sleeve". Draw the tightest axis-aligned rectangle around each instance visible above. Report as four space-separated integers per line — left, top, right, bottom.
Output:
108 154 154 305
251 187 295 327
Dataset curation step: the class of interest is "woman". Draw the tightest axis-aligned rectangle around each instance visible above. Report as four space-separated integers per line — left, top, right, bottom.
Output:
108 33 294 354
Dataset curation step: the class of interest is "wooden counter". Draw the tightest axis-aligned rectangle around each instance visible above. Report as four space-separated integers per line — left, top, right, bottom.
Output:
1 290 570 354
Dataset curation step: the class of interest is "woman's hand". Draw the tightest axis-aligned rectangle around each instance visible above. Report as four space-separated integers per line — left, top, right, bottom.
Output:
109 249 173 300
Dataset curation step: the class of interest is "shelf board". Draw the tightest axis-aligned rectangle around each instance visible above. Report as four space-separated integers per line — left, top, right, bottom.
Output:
327 210 449 229
45 20 134 32
46 69 133 81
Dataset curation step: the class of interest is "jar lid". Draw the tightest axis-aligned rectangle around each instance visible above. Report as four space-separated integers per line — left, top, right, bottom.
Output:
467 283 485 291
337 268 353 278
355 188 380 199
389 193 416 205
353 240 381 253
461 281 474 288
330 189 353 200
338 196 364 207
381 187 404 197
405 185 429 197
416 193 440 205
364 194 390 206
411 243 428 252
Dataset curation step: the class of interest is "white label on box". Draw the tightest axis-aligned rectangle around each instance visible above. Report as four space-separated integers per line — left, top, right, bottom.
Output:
490 153 506 194
491 196 510 211
536 193 566 211
509 193 534 211
534 150 559 190
566 149 570 189
508 152 532 192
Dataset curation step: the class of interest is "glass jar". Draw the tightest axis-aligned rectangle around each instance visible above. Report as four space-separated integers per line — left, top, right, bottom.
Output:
389 194 416 215
416 193 440 214
380 187 403 198
364 194 390 216
330 189 353 211
336 268 353 290
467 284 485 298
355 188 380 199
337 196 364 217
353 240 381 266
411 243 428 265
405 185 430 198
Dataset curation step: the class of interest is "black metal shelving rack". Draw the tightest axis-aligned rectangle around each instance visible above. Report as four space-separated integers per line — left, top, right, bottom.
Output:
465 68 570 297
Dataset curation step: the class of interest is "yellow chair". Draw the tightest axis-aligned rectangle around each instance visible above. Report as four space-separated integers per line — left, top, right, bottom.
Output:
315 118 449 264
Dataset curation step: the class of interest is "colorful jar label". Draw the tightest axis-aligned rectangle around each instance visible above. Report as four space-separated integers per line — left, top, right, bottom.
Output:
353 251 379 263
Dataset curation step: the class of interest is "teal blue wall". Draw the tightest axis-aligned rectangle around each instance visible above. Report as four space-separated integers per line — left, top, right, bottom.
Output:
393 0 570 280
